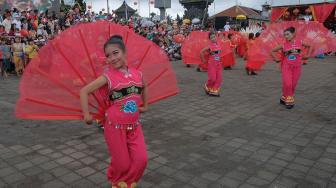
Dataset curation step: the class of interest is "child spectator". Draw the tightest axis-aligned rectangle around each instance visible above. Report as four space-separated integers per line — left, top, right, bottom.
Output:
25 38 38 65
0 38 12 77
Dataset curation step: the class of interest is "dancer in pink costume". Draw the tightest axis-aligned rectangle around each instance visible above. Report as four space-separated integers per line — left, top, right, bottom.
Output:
271 27 311 109
201 32 223 96
80 35 148 188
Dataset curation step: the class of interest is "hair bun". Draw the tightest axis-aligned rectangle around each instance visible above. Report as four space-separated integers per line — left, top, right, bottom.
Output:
110 35 123 41
104 35 126 52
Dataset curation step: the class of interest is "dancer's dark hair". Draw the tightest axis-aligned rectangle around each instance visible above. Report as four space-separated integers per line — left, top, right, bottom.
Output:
284 27 295 34
104 35 126 53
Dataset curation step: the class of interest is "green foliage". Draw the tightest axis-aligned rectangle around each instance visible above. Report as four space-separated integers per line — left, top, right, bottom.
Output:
60 0 87 13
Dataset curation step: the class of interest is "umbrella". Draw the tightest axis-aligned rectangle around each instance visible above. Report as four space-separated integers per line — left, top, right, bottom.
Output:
141 20 155 27
152 15 161 22
236 15 246 20
192 18 200 24
183 19 191 24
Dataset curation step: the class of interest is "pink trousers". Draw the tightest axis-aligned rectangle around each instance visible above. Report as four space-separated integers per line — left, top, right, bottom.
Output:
281 63 302 99
206 62 222 91
104 124 147 188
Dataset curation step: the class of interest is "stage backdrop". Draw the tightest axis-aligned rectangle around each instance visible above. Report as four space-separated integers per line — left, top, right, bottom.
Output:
0 0 60 13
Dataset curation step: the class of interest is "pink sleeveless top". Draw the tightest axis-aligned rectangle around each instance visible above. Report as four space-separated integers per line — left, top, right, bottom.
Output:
208 42 221 64
283 39 302 66
103 67 143 126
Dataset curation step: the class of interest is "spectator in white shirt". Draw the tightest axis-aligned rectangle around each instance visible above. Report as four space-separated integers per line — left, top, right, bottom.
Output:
224 22 230 31
2 14 12 33
12 18 22 30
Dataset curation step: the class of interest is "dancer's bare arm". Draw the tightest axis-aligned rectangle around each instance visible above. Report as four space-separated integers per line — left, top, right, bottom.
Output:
80 76 107 124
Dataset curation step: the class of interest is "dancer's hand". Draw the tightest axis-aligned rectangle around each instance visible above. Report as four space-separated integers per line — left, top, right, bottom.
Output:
274 59 281 63
83 113 93 125
139 106 148 113
302 56 309 60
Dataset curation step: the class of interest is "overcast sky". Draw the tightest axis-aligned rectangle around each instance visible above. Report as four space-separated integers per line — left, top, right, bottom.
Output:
84 0 334 18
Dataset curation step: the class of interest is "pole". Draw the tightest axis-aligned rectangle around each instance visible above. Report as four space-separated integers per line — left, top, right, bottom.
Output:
201 0 209 27
213 0 216 28
126 1 128 20
149 0 151 18
214 0 215 15
107 0 110 14
235 0 238 13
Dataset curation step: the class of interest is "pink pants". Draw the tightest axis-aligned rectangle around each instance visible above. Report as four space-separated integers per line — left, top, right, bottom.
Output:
281 63 301 99
206 62 222 90
104 124 147 188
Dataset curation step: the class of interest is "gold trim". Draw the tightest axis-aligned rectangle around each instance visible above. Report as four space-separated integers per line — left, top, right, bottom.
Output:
286 96 295 104
118 181 128 188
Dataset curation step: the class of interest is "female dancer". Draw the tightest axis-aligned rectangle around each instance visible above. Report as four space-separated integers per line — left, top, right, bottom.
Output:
245 33 259 75
80 35 148 188
201 32 223 96
221 33 236 70
271 27 311 109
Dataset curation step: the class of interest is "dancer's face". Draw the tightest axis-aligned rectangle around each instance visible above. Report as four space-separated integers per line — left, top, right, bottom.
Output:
210 34 216 43
15 37 20 43
104 44 126 69
284 31 294 41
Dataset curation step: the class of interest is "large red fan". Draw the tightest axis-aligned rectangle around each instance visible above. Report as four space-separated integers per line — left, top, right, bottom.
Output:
16 21 179 120
221 30 245 46
181 31 231 65
247 21 336 67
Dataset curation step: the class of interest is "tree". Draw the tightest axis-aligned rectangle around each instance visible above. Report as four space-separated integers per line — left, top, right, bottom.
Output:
60 0 87 13
60 0 72 13
133 12 140 17
73 0 87 13
150 12 156 19
166 14 172 24
176 14 182 24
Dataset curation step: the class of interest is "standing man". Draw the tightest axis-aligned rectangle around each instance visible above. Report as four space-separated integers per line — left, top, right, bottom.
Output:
224 22 230 31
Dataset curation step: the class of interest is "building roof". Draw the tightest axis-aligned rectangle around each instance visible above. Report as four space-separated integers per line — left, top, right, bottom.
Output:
114 0 136 14
210 5 263 20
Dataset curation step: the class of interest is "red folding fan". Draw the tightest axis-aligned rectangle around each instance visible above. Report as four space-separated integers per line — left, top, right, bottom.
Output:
181 31 231 65
247 21 336 68
16 21 179 120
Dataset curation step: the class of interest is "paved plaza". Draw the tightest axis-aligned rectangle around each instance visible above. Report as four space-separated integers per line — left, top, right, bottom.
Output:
1 56 336 188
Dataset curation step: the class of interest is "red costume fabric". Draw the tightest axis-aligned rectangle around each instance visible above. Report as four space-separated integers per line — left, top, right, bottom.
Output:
16 21 179 120
247 21 336 70
181 31 231 66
